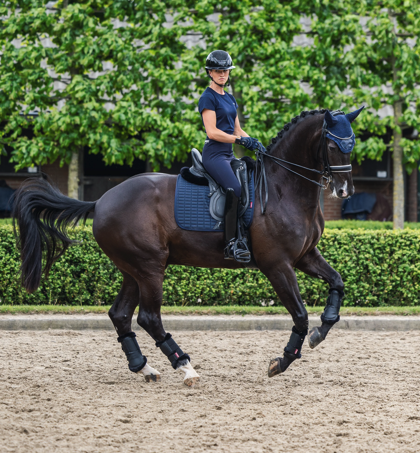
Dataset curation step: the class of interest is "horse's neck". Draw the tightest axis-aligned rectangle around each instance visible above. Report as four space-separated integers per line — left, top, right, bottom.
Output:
266 118 323 209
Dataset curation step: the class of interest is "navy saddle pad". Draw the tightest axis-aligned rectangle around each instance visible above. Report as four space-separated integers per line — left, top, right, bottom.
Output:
174 173 255 232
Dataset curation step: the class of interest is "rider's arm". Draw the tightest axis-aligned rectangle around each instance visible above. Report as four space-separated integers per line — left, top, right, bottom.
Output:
233 115 249 138
202 109 240 143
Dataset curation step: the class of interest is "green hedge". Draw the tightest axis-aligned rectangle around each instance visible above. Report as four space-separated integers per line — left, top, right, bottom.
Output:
1 225 420 307
324 220 420 230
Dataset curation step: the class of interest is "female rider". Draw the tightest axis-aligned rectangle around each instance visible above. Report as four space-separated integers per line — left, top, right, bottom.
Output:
198 50 263 263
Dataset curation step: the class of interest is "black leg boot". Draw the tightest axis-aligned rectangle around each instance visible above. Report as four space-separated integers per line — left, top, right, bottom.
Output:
224 188 239 260
224 189 251 263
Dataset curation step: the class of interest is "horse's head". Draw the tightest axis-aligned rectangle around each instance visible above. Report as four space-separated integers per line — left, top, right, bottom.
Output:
324 107 364 198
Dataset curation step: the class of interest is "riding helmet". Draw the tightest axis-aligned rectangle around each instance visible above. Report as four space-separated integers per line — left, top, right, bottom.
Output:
205 50 235 70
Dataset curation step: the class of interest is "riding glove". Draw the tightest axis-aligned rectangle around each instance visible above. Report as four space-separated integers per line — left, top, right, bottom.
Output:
235 136 261 151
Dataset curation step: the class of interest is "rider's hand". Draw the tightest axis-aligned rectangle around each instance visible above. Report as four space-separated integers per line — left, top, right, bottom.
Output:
235 136 266 152
235 136 258 150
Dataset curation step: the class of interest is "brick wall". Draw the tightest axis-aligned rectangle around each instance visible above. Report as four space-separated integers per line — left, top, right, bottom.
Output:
3 161 69 195
2 177 27 190
42 161 69 196
322 192 342 220
323 179 393 220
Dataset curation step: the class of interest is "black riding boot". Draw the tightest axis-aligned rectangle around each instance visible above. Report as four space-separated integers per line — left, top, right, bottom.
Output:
224 188 251 263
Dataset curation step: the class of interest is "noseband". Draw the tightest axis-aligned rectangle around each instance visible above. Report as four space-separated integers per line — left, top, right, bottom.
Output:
255 112 352 214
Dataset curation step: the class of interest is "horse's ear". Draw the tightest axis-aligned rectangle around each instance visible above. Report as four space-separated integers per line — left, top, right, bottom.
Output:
346 106 365 123
324 110 337 127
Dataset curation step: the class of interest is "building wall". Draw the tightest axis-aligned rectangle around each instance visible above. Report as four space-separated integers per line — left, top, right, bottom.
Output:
2 157 419 223
322 179 393 221
42 161 69 196
407 171 418 222
322 191 342 221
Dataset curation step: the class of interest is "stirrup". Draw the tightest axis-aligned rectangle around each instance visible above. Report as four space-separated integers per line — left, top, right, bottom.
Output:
224 239 251 263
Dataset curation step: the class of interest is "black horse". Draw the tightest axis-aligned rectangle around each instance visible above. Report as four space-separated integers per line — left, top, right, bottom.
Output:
13 108 362 386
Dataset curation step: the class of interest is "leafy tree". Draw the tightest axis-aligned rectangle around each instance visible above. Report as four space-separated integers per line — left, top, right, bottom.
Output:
301 0 420 229
355 0 420 229
0 0 197 197
1 0 419 230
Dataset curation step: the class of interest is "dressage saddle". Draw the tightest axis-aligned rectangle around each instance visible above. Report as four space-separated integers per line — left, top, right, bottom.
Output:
180 148 252 229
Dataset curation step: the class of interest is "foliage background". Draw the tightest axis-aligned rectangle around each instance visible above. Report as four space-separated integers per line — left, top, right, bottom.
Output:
1 0 419 169
2 225 420 307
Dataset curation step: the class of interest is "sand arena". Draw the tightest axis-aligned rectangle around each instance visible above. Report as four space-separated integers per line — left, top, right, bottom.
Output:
0 329 419 452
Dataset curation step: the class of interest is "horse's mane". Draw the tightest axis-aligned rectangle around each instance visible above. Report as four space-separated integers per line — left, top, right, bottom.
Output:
266 109 328 153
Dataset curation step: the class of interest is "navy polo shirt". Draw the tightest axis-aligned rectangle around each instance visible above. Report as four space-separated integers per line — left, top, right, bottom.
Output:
198 87 238 136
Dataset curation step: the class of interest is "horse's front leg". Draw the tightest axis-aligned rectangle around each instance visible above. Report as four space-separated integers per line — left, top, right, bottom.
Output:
295 247 344 349
261 264 309 378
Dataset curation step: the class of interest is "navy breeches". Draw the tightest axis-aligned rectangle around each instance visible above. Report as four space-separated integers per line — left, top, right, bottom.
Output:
202 144 241 198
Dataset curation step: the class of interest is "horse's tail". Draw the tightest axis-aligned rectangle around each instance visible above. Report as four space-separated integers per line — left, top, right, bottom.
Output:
12 177 97 293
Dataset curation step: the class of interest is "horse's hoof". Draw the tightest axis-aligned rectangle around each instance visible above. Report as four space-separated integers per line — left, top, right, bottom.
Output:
308 327 324 349
268 357 282 378
140 363 161 382
144 373 161 383
178 361 200 387
184 376 200 387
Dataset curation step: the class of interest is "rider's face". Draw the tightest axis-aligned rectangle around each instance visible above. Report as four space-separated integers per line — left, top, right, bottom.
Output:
209 69 230 84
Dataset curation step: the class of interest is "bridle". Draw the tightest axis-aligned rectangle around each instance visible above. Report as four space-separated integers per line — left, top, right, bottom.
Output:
255 111 353 214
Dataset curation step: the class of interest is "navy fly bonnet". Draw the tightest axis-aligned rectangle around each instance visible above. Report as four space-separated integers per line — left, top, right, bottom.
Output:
325 106 364 153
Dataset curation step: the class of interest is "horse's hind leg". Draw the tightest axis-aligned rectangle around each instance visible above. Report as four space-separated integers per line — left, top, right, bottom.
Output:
295 247 344 349
136 273 200 387
108 271 161 382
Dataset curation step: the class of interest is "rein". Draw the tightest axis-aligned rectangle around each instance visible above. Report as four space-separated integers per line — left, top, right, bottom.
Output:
255 116 352 214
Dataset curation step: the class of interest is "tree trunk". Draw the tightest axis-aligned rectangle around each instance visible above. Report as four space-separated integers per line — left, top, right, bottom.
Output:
390 9 404 229
63 0 83 200
68 149 83 199
392 100 404 229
